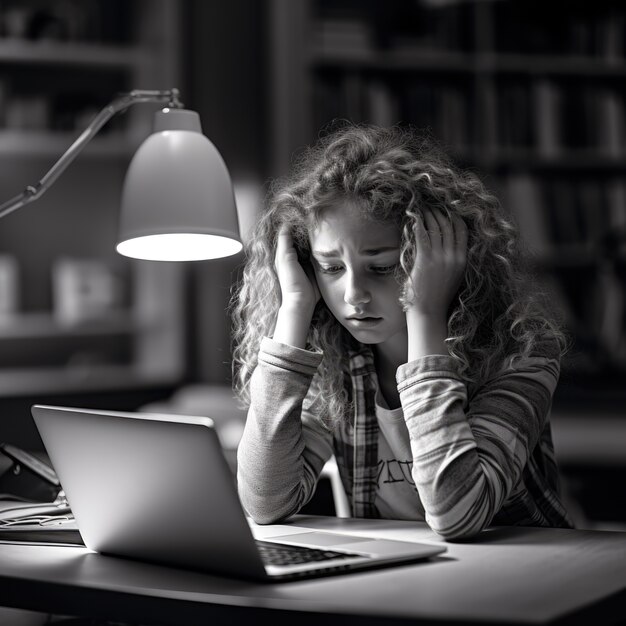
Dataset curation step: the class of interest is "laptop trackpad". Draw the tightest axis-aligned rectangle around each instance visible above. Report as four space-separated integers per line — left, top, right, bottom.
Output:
271 532 372 546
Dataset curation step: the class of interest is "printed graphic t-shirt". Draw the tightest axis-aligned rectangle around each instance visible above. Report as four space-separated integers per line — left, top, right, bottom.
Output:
374 388 426 521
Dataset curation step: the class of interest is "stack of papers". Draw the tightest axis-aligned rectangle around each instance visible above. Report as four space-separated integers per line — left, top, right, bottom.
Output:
0 499 83 545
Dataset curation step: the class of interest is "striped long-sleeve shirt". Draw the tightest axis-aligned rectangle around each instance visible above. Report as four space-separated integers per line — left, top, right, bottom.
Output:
236 337 573 539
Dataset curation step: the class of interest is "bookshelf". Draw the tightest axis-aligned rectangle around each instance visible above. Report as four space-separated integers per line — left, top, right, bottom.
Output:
0 0 186 396
269 0 626 381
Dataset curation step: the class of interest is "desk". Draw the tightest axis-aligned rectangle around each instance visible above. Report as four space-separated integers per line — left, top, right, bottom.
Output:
0 515 625 625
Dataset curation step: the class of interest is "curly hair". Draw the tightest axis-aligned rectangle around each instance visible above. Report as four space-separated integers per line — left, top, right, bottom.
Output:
230 123 567 425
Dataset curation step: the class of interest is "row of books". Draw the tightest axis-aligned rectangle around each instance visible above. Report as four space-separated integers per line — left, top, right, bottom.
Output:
496 80 626 155
313 73 626 157
0 81 127 133
312 4 626 59
313 74 473 151
493 2 625 59
504 173 626 371
0 0 132 44
545 259 626 372
0 254 129 322
313 2 473 53
504 175 626 255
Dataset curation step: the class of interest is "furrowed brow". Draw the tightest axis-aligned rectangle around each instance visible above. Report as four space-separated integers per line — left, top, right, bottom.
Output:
312 249 340 258
361 246 399 256
312 245 399 258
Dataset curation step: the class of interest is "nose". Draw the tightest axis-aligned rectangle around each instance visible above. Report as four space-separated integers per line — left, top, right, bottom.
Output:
344 271 370 308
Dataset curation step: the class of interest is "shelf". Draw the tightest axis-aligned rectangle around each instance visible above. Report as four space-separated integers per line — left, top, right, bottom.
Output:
0 1 186 401
0 130 138 158
310 46 476 73
0 39 146 69
0 312 138 340
551 411 626 467
310 45 626 78
488 53 626 78
267 0 626 398
530 247 601 269
0 364 178 397
482 150 626 173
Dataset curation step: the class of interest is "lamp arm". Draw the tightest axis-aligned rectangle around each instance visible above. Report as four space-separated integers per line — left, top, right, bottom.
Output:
0 88 183 220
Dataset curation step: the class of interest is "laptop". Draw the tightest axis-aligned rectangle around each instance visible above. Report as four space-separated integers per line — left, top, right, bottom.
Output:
30 404 446 581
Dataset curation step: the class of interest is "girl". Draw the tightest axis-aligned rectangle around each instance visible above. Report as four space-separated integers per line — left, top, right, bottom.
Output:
231 124 573 540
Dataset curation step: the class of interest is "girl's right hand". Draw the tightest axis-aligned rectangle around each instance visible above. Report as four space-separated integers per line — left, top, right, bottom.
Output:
274 224 320 315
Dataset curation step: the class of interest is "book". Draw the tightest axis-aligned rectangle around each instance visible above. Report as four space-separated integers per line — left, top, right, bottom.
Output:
601 88 624 158
533 79 561 158
505 174 552 257
367 80 397 127
0 520 83 546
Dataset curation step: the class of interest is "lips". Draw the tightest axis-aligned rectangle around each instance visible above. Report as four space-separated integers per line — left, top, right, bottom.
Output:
346 316 382 327
347 316 381 321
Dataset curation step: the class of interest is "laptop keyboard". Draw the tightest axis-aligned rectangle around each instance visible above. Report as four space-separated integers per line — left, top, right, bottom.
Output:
256 540 362 566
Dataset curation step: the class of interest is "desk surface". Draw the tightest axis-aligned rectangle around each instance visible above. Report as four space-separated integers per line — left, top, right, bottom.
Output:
1 515 625 625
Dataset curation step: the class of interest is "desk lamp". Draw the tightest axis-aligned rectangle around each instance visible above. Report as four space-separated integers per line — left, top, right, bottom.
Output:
0 88 242 261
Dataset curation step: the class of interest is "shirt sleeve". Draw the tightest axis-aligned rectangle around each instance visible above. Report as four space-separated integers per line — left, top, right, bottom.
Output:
236 337 334 524
397 340 560 540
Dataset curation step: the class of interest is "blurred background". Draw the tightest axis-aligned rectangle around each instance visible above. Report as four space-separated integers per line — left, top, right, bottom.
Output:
0 0 625 529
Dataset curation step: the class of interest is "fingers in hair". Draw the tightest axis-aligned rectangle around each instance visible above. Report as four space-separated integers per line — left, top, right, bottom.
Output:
413 211 430 249
434 207 456 250
452 214 468 252
421 210 441 248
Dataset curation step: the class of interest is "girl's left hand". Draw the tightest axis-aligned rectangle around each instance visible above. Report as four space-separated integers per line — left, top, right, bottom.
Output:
406 208 467 320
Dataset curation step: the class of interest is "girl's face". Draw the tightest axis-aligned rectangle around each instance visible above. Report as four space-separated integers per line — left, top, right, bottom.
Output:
309 201 407 346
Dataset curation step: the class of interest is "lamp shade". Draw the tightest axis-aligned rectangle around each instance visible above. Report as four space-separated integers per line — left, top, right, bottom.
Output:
116 108 243 261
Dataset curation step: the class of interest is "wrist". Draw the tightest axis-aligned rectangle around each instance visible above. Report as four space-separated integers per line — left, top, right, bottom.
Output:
280 296 317 317
406 311 448 361
273 303 314 349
